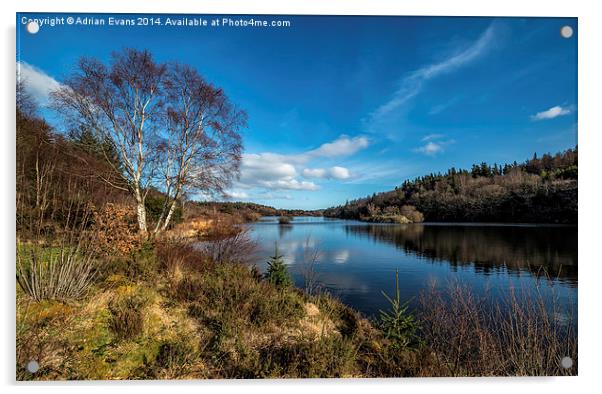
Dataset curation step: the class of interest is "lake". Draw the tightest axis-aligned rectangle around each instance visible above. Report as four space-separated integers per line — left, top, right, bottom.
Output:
248 216 577 320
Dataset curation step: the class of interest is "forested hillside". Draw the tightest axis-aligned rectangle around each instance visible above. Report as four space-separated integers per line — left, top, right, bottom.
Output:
324 148 577 224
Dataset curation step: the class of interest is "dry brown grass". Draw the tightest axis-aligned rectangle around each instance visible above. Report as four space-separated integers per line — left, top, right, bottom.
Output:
418 280 577 376
200 227 258 264
169 218 214 238
155 239 212 274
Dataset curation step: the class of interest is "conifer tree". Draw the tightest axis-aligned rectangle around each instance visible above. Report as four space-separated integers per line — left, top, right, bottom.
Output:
265 244 293 288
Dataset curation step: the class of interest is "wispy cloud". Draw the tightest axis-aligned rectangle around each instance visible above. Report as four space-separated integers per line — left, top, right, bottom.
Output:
428 96 461 115
345 159 418 184
414 134 455 156
17 61 61 106
421 133 445 141
414 142 444 156
367 23 498 131
531 105 572 121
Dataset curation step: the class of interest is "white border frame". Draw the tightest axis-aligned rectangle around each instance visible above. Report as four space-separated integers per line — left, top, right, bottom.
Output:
3 1 600 393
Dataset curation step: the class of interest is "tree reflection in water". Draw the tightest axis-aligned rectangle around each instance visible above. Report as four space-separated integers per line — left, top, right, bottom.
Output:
345 223 577 285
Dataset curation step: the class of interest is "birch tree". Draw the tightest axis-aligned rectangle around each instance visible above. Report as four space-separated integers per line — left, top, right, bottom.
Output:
153 63 244 232
52 49 244 235
52 49 166 234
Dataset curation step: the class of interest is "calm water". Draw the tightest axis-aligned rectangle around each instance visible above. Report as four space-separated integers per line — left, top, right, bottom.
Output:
248 216 577 319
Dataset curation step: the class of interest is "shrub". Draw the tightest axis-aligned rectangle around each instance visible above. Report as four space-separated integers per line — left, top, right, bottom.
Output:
108 289 147 340
255 336 358 378
380 214 411 224
172 275 204 302
278 216 292 225
101 241 161 283
92 203 142 257
243 211 262 222
133 338 196 379
338 307 361 339
249 288 304 327
154 339 194 376
155 239 210 274
203 214 241 240
265 246 292 288
208 335 358 379
400 205 424 223
201 228 257 264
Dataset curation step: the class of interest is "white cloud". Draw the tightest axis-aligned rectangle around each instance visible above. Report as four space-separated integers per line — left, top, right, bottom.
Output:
332 249 350 264
369 23 497 127
237 135 368 192
307 135 369 158
302 168 327 178
303 166 352 180
225 190 249 199
260 178 320 191
242 153 297 179
238 153 319 191
17 61 61 106
223 189 294 202
531 105 572 121
329 166 351 180
414 136 455 156
414 142 444 156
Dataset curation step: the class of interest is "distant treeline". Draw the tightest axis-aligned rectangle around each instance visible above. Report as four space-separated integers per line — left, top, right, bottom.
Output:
187 201 323 222
324 148 577 224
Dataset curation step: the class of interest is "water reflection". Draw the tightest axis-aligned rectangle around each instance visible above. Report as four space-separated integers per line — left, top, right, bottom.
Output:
345 224 577 285
249 217 578 316
278 223 293 238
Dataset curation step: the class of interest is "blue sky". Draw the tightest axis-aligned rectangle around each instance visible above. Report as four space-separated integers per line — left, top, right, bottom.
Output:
17 14 577 209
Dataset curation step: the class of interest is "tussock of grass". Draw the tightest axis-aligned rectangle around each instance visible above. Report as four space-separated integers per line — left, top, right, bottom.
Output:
108 286 149 340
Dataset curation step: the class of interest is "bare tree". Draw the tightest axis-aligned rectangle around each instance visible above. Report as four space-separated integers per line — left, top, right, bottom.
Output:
52 49 245 235
52 49 166 234
16 78 37 116
153 63 244 232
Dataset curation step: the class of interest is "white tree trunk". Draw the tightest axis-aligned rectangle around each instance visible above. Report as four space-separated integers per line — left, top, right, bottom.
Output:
134 187 148 234
161 199 178 232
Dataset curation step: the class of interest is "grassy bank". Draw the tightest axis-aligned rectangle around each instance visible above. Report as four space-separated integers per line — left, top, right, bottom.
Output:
16 239 421 379
16 234 576 379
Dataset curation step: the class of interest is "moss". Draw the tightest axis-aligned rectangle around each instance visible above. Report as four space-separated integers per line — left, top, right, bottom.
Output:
103 273 131 288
